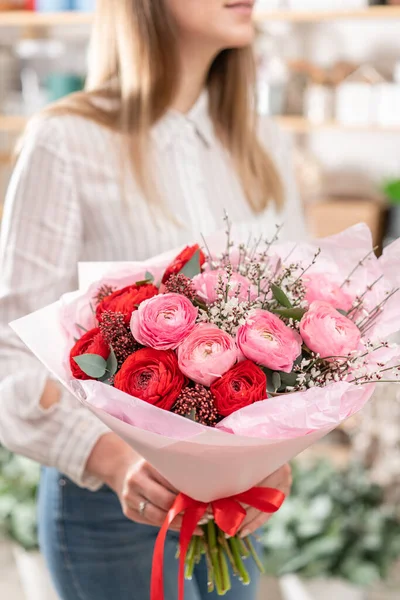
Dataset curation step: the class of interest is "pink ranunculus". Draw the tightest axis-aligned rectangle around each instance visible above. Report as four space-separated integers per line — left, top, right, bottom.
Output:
177 323 238 387
236 310 302 373
300 301 361 359
192 269 256 304
130 293 197 351
303 273 353 312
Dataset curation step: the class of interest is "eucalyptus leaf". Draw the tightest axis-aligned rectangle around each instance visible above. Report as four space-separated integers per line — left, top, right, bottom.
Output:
73 353 107 378
145 270 154 283
106 350 118 377
271 307 306 321
180 250 201 279
279 371 299 390
272 372 282 393
270 284 292 309
337 309 348 316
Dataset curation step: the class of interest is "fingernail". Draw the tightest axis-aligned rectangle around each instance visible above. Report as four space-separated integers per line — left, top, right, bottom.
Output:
239 529 250 539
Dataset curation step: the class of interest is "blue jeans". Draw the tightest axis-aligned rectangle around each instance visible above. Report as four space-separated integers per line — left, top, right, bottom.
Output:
38 468 261 600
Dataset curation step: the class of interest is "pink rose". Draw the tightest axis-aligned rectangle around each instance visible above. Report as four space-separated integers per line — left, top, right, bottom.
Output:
300 301 361 359
130 293 197 350
303 274 353 312
177 323 238 387
192 269 256 304
236 309 302 373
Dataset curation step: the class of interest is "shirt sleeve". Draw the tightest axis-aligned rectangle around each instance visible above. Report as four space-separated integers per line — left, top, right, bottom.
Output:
0 118 110 491
259 118 308 242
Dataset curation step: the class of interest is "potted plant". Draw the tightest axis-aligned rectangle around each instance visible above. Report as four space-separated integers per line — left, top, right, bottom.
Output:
382 178 400 246
0 446 58 600
261 460 400 600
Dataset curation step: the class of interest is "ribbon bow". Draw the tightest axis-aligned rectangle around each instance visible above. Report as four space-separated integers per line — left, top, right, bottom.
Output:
151 486 285 600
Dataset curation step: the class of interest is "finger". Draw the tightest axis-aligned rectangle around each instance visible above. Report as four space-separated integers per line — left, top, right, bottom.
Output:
123 502 203 535
136 477 177 513
239 512 272 538
259 464 292 494
148 466 180 494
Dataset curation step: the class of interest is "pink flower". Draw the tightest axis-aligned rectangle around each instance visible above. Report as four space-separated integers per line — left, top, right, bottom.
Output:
130 293 197 350
192 269 256 304
300 301 361 359
177 323 238 387
236 310 302 373
303 274 353 312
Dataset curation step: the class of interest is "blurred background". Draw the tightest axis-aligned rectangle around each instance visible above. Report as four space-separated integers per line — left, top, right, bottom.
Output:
1 1 400 599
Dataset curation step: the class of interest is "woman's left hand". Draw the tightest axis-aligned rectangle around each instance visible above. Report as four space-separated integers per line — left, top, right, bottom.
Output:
237 463 292 538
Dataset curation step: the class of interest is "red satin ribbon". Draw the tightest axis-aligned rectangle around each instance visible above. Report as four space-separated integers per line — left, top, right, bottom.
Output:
150 486 285 600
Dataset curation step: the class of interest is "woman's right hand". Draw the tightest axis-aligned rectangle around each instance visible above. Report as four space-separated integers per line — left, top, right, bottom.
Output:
112 457 204 533
86 433 202 534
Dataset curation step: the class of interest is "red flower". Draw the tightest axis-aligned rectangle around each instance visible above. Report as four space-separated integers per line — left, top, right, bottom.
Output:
114 348 187 411
96 283 158 325
162 245 206 284
211 360 267 417
70 328 110 380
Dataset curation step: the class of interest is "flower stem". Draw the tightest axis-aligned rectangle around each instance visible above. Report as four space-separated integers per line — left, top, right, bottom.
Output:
219 547 231 594
201 538 215 593
229 537 251 585
218 535 238 576
208 521 224 594
185 537 197 581
238 538 250 558
244 537 265 574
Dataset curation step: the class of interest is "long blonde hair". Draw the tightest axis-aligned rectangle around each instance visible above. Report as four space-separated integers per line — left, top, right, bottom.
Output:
47 0 284 212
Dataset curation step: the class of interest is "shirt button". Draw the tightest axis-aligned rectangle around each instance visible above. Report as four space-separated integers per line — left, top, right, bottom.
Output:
59 478 67 487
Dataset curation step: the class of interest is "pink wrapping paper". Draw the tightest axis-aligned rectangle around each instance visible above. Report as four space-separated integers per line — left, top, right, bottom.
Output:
10 225 400 502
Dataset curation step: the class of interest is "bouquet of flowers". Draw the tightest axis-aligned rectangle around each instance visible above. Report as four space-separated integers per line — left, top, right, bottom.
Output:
11 219 400 599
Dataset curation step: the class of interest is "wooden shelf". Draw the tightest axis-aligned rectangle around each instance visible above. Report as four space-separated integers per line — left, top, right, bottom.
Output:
0 115 27 132
2 114 400 134
254 5 400 23
1 6 400 28
0 10 92 27
0 152 12 165
276 116 400 133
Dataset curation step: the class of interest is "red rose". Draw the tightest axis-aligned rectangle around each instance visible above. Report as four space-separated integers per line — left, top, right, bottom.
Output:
96 283 158 325
211 360 267 417
162 245 206 284
70 328 110 380
114 348 187 411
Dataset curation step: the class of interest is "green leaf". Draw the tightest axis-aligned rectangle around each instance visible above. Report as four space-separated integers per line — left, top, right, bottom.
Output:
73 353 107 378
272 372 282 392
180 250 201 279
106 350 118 376
279 371 299 389
336 309 348 316
271 307 306 321
183 409 197 422
270 284 292 309
145 270 154 283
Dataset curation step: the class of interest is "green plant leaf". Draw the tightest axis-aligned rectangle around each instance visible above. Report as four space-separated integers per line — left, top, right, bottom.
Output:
106 350 118 376
270 284 292 309
336 309 348 316
279 371 299 389
271 307 306 321
145 270 154 282
272 372 282 392
73 354 107 378
180 250 201 279
383 179 400 205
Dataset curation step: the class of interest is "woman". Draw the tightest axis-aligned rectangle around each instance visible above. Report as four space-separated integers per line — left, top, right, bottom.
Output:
0 1 301 599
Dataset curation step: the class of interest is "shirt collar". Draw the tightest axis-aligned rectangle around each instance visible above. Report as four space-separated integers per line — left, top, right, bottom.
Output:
151 91 215 150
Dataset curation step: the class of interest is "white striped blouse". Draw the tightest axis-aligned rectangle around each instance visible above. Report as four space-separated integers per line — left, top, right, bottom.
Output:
0 93 306 490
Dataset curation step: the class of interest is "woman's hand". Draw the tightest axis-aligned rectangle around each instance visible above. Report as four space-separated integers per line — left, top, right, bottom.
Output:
111 457 205 533
237 464 292 538
86 432 203 534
